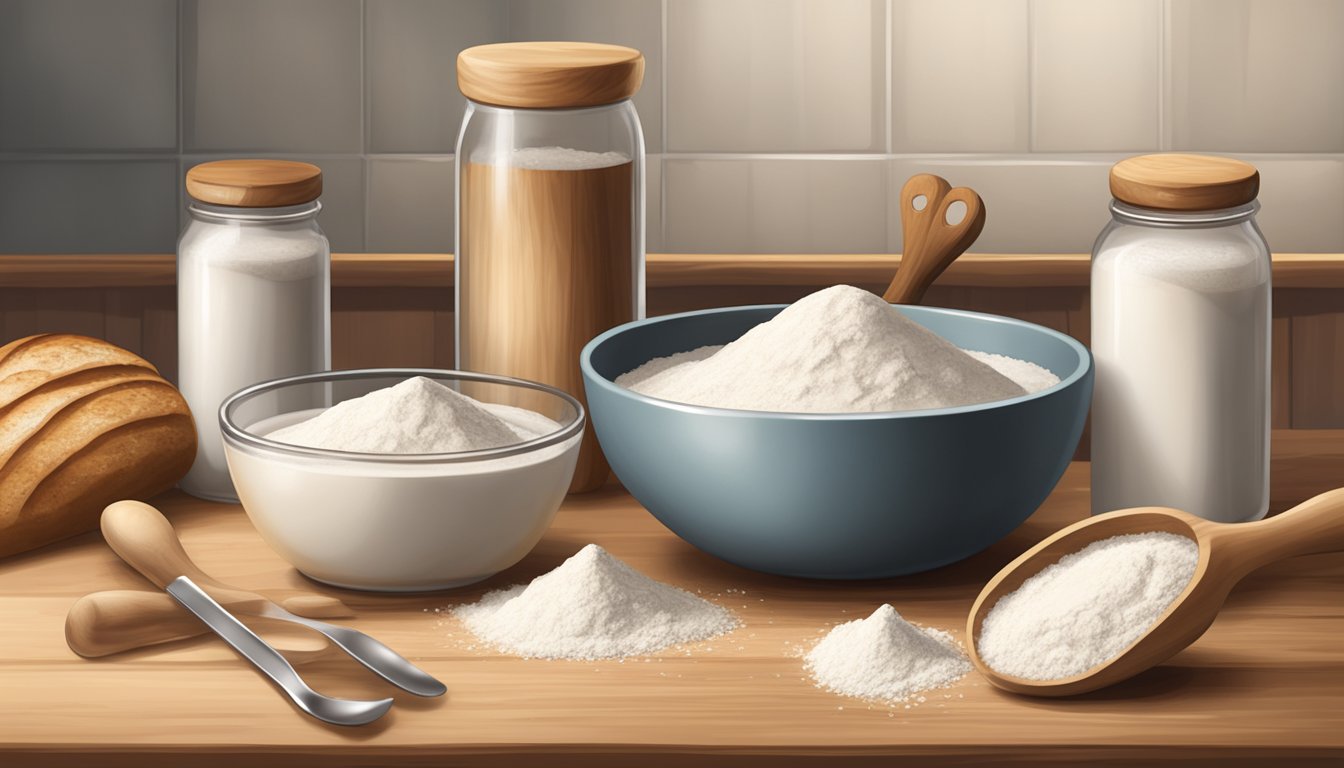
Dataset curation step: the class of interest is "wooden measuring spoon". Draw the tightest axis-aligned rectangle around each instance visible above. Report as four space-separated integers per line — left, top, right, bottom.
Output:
66 590 331 663
883 174 986 305
967 487 1344 696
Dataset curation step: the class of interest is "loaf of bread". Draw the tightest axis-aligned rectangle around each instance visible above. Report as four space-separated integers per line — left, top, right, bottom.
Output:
0 334 196 559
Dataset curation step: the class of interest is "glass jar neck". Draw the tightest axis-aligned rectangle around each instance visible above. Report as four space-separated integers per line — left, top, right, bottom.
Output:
1110 199 1258 229
465 99 632 116
188 200 322 223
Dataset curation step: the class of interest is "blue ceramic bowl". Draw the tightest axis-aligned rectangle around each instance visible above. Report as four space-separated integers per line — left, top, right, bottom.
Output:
580 304 1092 579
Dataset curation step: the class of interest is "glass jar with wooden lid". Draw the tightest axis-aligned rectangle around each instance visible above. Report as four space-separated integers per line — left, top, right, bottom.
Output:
455 42 646 493
1091 153 1270 523
178 159 331 502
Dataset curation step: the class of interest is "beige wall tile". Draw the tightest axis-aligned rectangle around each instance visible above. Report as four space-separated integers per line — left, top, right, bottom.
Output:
1170 0 1344 152
892 0 1029 152
667 0 885 152
1242 156 1344 253
664 158 889 253
367 156 455 252
891 157 1115 253
1031 0 1161 152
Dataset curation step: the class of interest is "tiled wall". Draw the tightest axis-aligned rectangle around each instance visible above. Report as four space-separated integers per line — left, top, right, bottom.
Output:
1 0 1341 255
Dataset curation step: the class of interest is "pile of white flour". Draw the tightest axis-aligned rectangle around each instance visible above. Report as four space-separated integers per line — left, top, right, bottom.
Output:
454 544 739 660
976 532 1200 680
805 604 970 703
267 376 556 453
617 285 1058 413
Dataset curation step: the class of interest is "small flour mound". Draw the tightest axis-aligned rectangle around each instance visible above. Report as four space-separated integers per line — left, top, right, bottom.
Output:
454 544 739 660
505 146 629 171
976 532 1199 680
805 604 970 703
617 285 1028 413
267 376 526 453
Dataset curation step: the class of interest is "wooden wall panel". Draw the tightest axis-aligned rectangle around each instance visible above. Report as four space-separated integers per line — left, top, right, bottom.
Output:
1290 289 1344 428
0 282 1333 429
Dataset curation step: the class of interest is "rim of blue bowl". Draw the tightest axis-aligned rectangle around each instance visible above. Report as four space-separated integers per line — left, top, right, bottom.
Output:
580 303 1093 420
219 367 586 463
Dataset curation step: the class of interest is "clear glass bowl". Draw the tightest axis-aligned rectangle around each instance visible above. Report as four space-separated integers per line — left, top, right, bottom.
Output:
220 369 584 592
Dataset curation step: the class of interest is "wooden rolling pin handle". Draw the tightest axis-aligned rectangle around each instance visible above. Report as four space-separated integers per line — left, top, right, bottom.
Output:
66 590 330 663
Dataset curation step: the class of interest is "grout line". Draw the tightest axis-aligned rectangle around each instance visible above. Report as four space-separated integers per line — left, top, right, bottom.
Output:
360 0 369 251
659 0 668 250
1026 0 1035 153
1159 0 1171 150
884 0 893 156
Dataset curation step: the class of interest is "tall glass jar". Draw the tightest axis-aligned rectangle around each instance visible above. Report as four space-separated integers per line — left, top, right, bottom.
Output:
178 160 331 502
1091 154 1270 523
456 42 645 493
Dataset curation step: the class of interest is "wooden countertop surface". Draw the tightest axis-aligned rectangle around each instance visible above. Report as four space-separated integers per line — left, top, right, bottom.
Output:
1 431 1342 766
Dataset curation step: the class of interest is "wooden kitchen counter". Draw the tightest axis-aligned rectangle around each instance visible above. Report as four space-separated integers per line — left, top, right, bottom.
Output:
1 431 1342 766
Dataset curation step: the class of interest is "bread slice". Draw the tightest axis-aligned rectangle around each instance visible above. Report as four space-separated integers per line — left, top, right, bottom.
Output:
0 335 196 559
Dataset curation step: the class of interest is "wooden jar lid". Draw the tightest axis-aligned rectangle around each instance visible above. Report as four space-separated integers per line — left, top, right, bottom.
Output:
1110 153 1259 211
457 42 644 109
185 160 323 207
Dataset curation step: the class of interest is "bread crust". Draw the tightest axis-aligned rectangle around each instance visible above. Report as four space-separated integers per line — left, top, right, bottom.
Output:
0 334 197 558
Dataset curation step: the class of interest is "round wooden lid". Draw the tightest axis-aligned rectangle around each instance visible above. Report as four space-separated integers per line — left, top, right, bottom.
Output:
457 42 644 109
1110 153 1259 211
185 160 323 207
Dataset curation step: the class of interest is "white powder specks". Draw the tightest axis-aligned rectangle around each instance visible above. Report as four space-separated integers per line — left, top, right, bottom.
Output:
454 544 739 660
966 350 1060 394
617 285 1038 413
267 376 549 453
805 605 970 703
494 146 630 170
976 532 1200 680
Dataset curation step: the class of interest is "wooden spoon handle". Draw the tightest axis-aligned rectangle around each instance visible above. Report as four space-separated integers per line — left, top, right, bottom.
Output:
66 590 330 663
1217 487 1344 574
99 499 350 615
883 174 987 304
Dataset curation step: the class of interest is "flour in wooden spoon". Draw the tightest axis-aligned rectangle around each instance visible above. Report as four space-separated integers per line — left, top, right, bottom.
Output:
454 544 739 660
976 532 1200 680
618 285 1055 412
806 604 970 703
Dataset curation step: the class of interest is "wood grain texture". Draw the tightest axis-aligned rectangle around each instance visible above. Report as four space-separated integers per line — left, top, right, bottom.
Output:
3 253 1344 288
457 42 643 109
1109 154 1259 211
0 432 1340 766
185 160 322 208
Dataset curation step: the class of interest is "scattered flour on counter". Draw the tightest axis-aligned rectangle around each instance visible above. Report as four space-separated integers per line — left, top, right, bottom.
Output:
267 376 555 453
454 544 739 660
976 532 1200 680
805 604 970 703
616 285 1056 413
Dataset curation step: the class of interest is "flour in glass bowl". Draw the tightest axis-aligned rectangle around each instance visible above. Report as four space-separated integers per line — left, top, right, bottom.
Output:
618 285 1059 413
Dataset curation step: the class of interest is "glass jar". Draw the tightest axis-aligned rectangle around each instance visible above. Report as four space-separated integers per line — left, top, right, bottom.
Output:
1091 154 1270 523
455 42 645 493
178 160 331 502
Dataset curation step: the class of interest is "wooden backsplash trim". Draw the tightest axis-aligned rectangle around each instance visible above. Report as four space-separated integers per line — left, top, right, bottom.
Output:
2 252 1342 289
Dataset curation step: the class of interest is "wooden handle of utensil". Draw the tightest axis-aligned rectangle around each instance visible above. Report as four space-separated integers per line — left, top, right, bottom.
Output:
100 500 230 590
99 500 350 616
1212 487 1344 575
66 590 330 663
883 174 986 305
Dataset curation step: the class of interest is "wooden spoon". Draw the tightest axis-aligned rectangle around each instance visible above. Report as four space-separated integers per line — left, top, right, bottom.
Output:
967 487 1344 696
883 173 986 304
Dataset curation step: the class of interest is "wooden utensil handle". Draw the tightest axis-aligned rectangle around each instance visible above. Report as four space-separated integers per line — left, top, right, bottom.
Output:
883 174 987 305
66 590 330 663
1221 487 1344 574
